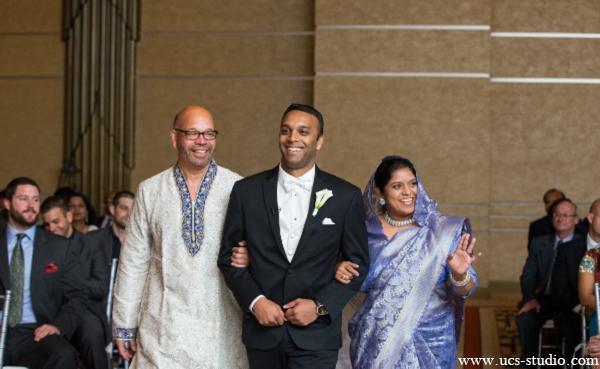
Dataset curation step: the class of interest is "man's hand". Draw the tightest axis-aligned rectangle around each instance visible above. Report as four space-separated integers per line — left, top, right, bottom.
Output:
283 298 318 327
116 339 138 361
34 324 60 341
231 240 250 268
518 299 540 315
253 297 287 326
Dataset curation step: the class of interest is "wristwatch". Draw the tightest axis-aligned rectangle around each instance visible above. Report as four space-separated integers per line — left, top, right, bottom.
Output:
313 299 328 316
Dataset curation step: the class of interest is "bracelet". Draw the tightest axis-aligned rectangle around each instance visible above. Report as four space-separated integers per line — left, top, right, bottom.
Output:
450 270 471 287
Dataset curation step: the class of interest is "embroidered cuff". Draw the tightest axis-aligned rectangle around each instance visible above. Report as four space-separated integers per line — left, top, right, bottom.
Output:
113 326 138 340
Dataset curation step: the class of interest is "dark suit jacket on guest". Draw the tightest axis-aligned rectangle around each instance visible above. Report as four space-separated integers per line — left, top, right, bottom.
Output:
0 227 87 339
72 229 111 344
86 226 121 265
218 166 369 351
521 233 581 303
550 236 588 314
528 216 553 252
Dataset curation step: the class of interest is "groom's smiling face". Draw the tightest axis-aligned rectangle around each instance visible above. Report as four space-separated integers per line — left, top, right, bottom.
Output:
279 110 324 176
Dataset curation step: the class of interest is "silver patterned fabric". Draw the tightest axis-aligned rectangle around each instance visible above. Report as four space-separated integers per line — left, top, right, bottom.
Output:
112 163 248 368
348 156 477 369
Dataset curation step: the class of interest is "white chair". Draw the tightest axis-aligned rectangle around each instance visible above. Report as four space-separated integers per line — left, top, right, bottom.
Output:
105 258 129 369
0 290 27 369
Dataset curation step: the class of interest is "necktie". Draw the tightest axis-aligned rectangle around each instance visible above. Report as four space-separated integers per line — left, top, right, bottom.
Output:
545 239 563 296
8 233 26 327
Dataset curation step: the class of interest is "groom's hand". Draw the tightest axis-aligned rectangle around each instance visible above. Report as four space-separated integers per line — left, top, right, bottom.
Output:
283 299 318 327
253 298 287 326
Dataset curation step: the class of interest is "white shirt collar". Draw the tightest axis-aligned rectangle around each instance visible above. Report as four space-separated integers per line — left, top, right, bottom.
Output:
587 234 600 250
278 164 316 193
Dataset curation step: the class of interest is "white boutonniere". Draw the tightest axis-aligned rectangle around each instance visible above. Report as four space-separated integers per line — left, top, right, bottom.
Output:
313 189 333 216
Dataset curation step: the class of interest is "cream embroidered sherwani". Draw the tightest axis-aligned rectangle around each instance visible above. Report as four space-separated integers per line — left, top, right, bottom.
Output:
112 162 248 368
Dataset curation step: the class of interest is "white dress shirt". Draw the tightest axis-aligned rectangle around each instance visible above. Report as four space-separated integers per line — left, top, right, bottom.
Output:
277 164 315 262
587 234 599 250
249 164 316 312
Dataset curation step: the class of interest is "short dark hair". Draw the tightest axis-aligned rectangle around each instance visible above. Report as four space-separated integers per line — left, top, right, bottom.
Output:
543 188 565 203
374 157 417 193
40 196 69 216
0 189 6 200
54 187 75 201
113 190 135 207
281 103 324 137
549 198 577 216
5 177 40 200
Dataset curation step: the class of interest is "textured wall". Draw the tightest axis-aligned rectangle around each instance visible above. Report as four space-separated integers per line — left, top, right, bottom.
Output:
131 0 315 187
0 1 64 195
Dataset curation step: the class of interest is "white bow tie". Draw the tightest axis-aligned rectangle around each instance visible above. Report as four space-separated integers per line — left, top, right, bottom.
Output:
280 176 312 193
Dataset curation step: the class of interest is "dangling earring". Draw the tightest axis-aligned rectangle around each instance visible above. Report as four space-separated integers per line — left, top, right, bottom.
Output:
379 198 386 206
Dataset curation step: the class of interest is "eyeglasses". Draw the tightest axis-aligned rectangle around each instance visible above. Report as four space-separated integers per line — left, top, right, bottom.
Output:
552 213 577 219
174 129 218 141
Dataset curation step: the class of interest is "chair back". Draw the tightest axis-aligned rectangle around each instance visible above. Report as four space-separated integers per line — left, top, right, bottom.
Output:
0 290 11 368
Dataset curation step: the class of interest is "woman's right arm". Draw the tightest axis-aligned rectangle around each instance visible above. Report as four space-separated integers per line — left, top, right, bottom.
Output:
578 253 597 311
335 261 360 285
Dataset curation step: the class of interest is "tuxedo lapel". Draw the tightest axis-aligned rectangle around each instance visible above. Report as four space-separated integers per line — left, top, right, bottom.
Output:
293 167 328 260
263 167 287 260
0 228 9 291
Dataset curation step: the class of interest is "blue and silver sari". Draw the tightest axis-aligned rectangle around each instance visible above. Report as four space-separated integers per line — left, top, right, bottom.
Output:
348 156 478 368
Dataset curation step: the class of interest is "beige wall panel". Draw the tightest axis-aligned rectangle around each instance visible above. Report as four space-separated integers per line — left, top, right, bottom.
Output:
491 83 600 203
489 231 527 282
470 218 489 233
0 1 62 33
316 29 488 73
491 204 545 216
0 79 63 194
142 0 314 32
492 0 600 33
473 233 489 288
493 38 600 78
314 76 490 204
131 78 313 188
138 34 313 77
490 217 534 230
438 205 489 218
0 35 64 77
316 0 489 26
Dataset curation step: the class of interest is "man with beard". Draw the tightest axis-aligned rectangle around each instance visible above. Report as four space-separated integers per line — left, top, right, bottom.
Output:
0 177 86 368
112 106 248 368
41 196 111 369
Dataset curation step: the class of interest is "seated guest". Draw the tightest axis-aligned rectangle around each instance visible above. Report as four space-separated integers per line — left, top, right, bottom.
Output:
528 189 565 251
1 177 86 368
97 191 116 228
578 199 600 368
518 198 580 367
551 199 600 361
41 196 111 369
68 193 99 234
0 188 7 229
88 190 134 263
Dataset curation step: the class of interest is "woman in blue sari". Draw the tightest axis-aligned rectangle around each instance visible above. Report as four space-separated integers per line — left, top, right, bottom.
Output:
335 156 481 368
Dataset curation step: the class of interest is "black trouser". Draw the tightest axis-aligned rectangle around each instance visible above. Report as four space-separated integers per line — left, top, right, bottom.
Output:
516 297 554 367
71 310 110 369
555 310 583 362
246 327 338 369
3 323 78 369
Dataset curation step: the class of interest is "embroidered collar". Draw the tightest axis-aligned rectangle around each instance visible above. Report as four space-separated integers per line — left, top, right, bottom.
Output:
173 161 217 256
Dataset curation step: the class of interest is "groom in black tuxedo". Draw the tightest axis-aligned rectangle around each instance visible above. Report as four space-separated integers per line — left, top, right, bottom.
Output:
218 104 369 368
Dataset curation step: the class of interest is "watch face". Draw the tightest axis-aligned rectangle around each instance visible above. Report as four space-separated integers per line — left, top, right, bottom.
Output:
317 305 328 315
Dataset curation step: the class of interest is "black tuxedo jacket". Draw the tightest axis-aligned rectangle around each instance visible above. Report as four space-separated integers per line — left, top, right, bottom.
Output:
520 233 581 303
73 229 111 344
551 236 588 314
0 227 87 339
218 166 369 351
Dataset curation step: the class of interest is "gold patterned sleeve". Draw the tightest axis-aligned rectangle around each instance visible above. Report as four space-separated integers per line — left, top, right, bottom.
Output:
579 254 596 274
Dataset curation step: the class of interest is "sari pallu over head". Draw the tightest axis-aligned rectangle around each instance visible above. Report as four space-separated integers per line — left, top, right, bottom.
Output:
348 156 472 368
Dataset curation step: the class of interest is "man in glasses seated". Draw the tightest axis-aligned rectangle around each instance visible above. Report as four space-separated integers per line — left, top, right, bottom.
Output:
518 198 581 367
